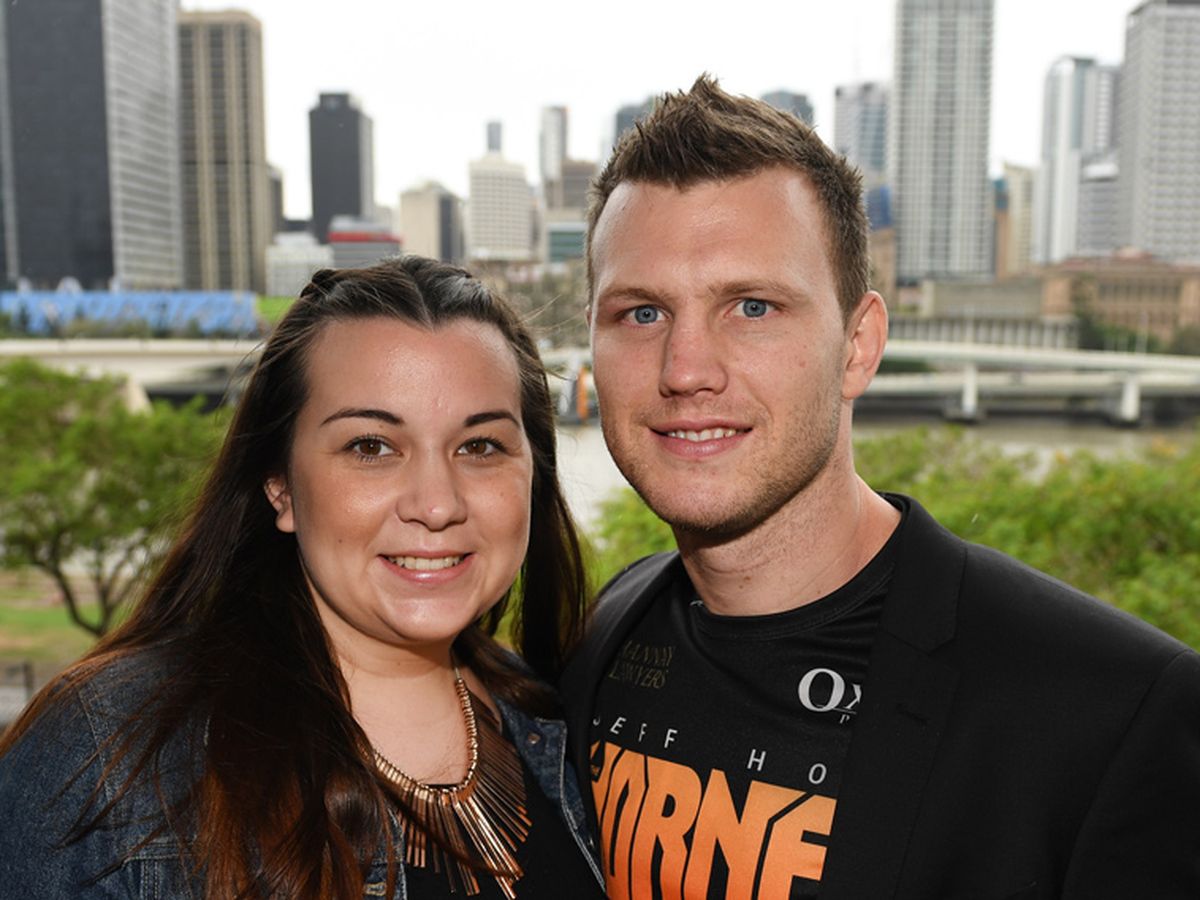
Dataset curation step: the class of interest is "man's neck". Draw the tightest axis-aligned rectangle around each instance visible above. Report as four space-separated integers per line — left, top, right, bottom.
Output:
676 474 900 617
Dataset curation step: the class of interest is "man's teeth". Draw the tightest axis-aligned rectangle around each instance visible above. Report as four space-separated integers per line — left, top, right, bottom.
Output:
667 427 741 442
387 555 463 571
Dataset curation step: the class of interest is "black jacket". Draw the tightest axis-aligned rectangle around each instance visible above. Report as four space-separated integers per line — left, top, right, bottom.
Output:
561 496 1200 898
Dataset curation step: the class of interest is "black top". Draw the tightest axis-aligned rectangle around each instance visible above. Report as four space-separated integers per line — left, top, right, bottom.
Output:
402 744 604 899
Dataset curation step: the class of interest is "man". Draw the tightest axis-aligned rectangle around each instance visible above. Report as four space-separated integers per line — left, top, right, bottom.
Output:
561 76 1200 899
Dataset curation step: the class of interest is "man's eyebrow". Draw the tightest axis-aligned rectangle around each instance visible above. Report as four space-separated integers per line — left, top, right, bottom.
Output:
718 279 810 301
320 408 402 427
595 285 662 305
464 410 520 428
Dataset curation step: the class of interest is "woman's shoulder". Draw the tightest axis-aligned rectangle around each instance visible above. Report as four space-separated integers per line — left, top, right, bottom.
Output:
1 644 199 813
0 645 202 894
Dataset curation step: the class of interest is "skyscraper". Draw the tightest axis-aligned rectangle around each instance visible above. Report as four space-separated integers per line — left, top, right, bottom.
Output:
1077 154 1121 258
0 0 181 289
179 10 270 292
834 81 890 190
540 106 567 186
1118 0 1200 263
761 90 814 126
892 0 994 282
1032 58 1120 264
0 7 16 285
997 163 1034 276
468 146 532 262
309 93 374 244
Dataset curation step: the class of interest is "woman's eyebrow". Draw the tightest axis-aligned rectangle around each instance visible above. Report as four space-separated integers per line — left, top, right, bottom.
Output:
320 408 403 427
464 410 520 428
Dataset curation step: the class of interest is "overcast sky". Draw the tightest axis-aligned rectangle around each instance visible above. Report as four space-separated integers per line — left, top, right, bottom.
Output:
185 0 1137 220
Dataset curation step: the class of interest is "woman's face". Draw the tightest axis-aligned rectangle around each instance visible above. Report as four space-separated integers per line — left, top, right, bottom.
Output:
265 316 533 663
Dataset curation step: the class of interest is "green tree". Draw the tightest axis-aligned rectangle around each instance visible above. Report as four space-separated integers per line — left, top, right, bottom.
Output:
1168 326 1200 356
0 359 225 636
591 487 676 586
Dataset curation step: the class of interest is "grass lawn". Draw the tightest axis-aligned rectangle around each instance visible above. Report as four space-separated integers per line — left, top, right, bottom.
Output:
0 570 101 669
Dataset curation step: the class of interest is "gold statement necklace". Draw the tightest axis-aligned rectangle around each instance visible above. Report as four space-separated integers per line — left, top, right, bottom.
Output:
371 668 531 899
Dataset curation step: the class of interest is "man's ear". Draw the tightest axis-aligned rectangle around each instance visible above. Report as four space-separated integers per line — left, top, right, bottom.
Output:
842 291 888 401
264 475 296 534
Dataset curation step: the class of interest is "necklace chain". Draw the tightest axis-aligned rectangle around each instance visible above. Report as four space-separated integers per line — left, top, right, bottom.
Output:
370 667 530 898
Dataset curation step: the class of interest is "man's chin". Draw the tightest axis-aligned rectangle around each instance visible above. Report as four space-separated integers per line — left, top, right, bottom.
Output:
636 489 772 544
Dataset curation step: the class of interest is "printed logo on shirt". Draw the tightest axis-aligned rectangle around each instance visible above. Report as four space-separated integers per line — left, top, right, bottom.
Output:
605 640 675 690
797 667 862 725
590 740 834 900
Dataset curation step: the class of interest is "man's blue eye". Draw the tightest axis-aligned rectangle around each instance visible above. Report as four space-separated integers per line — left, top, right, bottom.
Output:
632 306 659 324
741 299 769 318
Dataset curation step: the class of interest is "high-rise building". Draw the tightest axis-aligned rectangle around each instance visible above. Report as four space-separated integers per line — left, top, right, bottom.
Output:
0 0 181 289
541 158 596 263
761 90 814 126
268 166 286 235
400 181 464 263
179 10 270 292
892 0 994 282
551 159 596 212
540 106 567 186
834 81 890 190
468 148 532 262
1077 153 1121 258
1032 58 1120 264
996 163 1034 276
1118 0 1200 263
540 105 594 213
487 121 503 154
309 93 374 244
0 7 16 286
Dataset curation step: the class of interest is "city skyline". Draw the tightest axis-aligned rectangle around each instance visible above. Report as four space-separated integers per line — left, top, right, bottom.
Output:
185 0 1136 219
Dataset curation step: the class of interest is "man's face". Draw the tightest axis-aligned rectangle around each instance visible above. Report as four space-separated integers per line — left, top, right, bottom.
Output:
589 167 858 538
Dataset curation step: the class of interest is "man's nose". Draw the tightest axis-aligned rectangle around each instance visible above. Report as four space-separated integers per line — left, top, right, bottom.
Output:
658 315 728 398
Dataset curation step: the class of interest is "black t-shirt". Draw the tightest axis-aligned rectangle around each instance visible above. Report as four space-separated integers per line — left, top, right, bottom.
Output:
589 504 904 899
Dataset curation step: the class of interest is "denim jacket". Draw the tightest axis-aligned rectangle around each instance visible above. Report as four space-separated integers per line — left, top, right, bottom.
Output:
0 652 602 898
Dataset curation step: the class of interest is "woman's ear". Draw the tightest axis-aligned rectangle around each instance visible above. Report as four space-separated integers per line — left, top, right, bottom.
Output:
264 476 296 533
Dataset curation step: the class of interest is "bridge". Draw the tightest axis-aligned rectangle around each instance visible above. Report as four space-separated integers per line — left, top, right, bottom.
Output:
0 338 261 409
5 337 1200 425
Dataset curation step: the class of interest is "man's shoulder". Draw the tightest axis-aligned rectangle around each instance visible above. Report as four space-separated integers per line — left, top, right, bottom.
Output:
962 538 1191 667
561 552 680 701
895 495 1194 674
594 552 680 610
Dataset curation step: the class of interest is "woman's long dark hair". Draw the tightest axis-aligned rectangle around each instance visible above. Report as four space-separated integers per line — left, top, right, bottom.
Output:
0 256 589 898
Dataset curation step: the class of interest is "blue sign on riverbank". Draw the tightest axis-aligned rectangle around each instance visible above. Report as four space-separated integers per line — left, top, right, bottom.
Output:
0 291 259 337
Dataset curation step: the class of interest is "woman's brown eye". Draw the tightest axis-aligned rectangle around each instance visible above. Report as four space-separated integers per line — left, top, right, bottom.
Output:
460 438 500 457
353 438 388 457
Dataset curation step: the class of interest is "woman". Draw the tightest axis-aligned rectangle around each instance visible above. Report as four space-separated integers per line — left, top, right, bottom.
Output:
0 257 604 898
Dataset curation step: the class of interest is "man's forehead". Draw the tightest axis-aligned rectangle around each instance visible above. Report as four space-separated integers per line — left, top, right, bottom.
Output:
592 171 825 257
